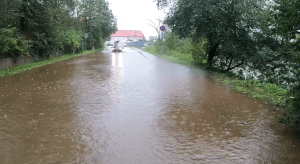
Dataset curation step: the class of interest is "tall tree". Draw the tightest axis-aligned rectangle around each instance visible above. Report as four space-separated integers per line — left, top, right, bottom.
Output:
159 0 279 71
274 0 300 128
0 0 117 59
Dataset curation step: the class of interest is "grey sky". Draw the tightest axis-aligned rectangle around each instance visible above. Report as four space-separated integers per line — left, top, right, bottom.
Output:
107 0 167 39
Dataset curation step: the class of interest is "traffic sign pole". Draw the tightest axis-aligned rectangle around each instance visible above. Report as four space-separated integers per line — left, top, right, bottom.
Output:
160 26 166 54
162 32 164 54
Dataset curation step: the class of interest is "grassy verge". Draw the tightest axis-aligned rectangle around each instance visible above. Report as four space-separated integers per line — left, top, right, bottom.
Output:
0 48 103 77
136 46 289 107
216 76 288 107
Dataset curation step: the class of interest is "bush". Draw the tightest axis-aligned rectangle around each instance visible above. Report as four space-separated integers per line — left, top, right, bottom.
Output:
0 27 30 59
63 30 83 54
280 74 300 130
263 83 288 96
164 32 181 52
180 37 193 54
191 39 208 63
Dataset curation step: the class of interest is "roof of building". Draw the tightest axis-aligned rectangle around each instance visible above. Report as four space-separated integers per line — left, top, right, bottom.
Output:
111 30 145 38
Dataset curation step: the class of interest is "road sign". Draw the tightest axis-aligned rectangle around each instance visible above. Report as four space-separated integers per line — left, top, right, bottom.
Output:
160 26 166 32
84 33 89 39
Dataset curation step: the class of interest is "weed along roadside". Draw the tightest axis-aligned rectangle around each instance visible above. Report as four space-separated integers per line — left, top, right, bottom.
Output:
0 48 103 78
135 46 289 109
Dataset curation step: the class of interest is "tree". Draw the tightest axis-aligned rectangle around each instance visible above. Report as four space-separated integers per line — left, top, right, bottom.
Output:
19 0 55 58
158 0 279 71
0 0 116 59
0 0 22 28
76 0 116 49
273 0 300 129
146 18 163 39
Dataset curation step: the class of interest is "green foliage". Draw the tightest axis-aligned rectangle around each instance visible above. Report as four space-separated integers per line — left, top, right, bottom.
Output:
99 37 105 49
150 32 206 63
0 27 30 59
161 0 280 70
0 0 116 58
263 83 288 96
19 0 56 58
180 37 193 54
77 0 117 50
274 0 300 42
273 0 300 129
141 45 193 65
164 32 181 52
63 30 83 54
280 76 300 129
190 39 208 63
143 46 157 55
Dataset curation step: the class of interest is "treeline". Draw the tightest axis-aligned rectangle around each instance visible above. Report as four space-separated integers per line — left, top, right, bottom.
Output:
154 0 300 129
0 0 117 60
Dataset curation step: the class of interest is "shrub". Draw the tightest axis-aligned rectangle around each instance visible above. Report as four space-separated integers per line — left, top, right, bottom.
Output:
63 30 83 54
263 83 288 96
280 74 300 130
0 27 30 59
190 39 208 63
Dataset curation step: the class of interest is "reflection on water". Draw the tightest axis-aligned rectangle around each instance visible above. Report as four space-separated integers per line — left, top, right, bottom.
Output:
118 53 123 68
111 52 123 68
0 48 300 163
112 53 115 66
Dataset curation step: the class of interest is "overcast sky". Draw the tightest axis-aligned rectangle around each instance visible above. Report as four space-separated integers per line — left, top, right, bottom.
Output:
106 0 167 39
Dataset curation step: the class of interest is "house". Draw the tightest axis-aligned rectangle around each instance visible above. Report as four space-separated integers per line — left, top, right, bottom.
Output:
110 30 145 42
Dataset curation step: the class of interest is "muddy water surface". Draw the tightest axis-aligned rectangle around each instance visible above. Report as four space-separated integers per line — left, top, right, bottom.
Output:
0 47 300 163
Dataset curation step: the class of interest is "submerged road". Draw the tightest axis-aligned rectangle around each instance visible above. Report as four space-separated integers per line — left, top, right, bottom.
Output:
0 47 300 163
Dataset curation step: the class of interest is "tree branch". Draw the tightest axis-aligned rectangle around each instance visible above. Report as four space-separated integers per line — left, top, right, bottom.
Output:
227 56 233 70
226 59 245 71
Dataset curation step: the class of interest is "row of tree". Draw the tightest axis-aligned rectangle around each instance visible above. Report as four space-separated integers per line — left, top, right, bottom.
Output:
0 0 117 60
155 0 300 129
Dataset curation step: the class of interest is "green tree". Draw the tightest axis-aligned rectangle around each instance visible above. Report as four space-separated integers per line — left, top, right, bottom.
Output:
0 0 116 59
0 27 30 59
76 0 116 49
19 0 55 58
159 0 279 71
273 0 300 129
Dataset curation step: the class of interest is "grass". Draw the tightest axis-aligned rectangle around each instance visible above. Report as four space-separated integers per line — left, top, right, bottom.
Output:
136 46 194 65
0 48 103 77
224 78 288 107
136 45 289 108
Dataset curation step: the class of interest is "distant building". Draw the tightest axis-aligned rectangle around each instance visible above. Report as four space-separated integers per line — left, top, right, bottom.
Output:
110 30 145 42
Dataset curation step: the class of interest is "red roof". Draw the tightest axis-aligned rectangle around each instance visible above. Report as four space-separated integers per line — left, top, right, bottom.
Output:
111 30 144 38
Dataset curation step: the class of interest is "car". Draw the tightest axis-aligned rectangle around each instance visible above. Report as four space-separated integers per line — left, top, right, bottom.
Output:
106 43 114 48
113 44 123 52
118 42 125 49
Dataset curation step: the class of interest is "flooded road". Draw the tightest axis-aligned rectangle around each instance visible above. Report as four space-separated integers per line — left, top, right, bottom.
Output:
0 47 300 163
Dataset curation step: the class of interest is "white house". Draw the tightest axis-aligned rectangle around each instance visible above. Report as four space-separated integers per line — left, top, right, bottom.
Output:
110 30 145 42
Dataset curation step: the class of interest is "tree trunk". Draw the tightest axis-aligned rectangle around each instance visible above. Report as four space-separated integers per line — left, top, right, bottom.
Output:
227 56 233 70
207 42 219 67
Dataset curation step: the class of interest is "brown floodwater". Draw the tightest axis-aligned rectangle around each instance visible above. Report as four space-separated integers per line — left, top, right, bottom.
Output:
0 47 300 163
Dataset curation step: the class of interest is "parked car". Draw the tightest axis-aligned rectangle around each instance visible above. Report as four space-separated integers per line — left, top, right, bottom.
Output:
106 43 114 48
